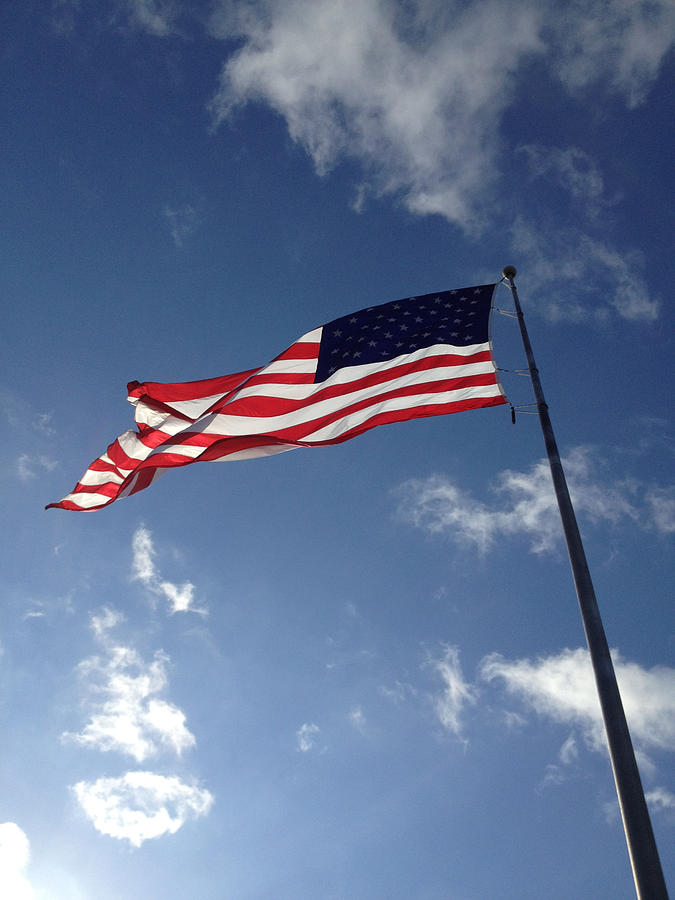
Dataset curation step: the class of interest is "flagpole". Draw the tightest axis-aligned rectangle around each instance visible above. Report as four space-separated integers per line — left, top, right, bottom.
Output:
501 266 668 900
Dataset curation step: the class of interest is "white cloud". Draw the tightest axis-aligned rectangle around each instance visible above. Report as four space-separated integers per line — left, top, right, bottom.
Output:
396 446 672 554
72 771 213 847
90 606 125 640
35 412 56 436
210 0 543 231
206 0 673 233
510 217 660 322
539 733 580 788
159 580 197 614
480 647 675 759
427 645 476 738
558 733 579 766
518 144 608 214
132 525 205 615
645 787 675 818
0 823 35 900
349 706 367 734
163 203 201 247
17 454 58 483
131 525 158 582
296 722 320 752
127 0 180 37
548 0 675 108
63 646 196 762
646 487 675 534
378 680 418 704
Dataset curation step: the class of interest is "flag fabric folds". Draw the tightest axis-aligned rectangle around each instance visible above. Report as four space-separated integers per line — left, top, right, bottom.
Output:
47 284 506 511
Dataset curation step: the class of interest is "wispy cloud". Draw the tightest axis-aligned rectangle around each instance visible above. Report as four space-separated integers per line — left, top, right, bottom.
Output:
518 144 612 219
510 217 659 322
396 446 671 554
646 487 675 534
0 388 54 434
72 772 213 847
426 645 476 739
17 453 58 483
128 0 180 37
132 525 206 615
90 606 125 640
548 0 675 108
348 706 367 734
209 0 543 232
162 202 201 247
63 631 196 762
296 722 320 752
207 0 673 229
378 680 418 705
0 822 36 900
23 592 74 621
645 787 675 819
480 647 675 763
52 2 672 325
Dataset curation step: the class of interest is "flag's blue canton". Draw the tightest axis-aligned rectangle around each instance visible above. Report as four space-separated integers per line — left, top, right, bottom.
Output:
315 284 496 384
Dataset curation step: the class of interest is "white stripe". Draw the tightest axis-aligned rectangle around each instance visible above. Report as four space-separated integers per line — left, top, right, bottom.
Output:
133 392 226 423
132 404 201 435
304 383 503 442
58 490 114 509
295 327 322 343
214 444 298 462
195 361 496 437
233 357 495 403
78 469 126 487
148 443 203 460
116 430 156 462
254 356 319 376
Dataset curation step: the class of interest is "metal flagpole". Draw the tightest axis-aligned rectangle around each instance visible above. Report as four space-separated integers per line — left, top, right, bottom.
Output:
501 266 668 900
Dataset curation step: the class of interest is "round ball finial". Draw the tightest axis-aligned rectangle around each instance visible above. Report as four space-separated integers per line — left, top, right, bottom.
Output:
502 265 517 280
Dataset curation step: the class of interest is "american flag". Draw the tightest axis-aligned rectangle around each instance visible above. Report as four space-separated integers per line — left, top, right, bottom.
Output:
47 284 506 511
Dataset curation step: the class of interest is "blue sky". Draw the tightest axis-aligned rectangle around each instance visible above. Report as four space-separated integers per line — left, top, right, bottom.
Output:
2 1 674 897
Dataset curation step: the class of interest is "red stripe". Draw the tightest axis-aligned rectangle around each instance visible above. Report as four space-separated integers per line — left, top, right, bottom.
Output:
213 373 501 442
220 352 495 419
306 394 507 446
271 342 320 362
240 372 316 388
46 387 507 511
128 368 262 403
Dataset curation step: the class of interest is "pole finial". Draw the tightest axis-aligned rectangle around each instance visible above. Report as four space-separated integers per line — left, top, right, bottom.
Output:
502 265 517 280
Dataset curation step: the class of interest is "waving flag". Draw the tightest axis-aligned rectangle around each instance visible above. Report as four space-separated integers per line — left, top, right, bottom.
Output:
47 284 506 511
